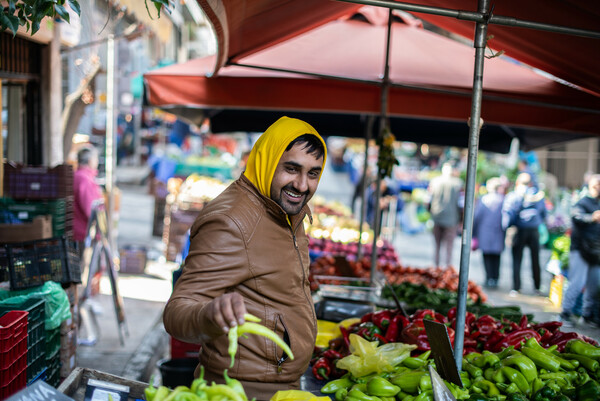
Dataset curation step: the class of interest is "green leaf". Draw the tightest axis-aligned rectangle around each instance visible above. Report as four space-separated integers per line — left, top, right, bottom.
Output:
31 19 40 35
1 13 20 35
54 4 70 22
67 0 80 16
153 0 163 18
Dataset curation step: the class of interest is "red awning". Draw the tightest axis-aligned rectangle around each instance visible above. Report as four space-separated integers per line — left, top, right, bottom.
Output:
145 7 600 146
198 0 600 97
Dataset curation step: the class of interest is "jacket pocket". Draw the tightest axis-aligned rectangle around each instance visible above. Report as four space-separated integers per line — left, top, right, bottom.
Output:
273 314 291 372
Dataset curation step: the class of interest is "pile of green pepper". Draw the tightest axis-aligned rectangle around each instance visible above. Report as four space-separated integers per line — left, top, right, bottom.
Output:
319 338 600 401
145 367 250 401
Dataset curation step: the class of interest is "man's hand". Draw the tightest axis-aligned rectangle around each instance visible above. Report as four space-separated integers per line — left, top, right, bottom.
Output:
592 210 600 223
207 292 247 334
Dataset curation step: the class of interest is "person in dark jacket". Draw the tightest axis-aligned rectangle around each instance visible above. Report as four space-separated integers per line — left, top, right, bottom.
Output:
502 173 547 296
473 177 506 288
163 117 327 399
560 174 600 327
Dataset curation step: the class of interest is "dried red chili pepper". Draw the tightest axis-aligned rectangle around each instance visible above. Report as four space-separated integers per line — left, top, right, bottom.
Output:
373 333 388 344
322 349 343 360
494 329 541 351
416 332 431 351
384 314 409 343
361 312 374 323
484 330 506 351
532 321 563 333
412 309 436 321
371 309 394 330
312 357 331 380
339 326 351 350
519 314 529 329
328 337 345 351
475 315 499 336
400 322 424 345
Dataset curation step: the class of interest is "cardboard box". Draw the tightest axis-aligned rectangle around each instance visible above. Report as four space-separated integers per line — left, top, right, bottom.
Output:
0 215 52 243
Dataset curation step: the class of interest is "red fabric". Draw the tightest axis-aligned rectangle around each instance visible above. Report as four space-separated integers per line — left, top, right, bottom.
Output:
197 0 600 98
73 167 103 242
145 8 600 136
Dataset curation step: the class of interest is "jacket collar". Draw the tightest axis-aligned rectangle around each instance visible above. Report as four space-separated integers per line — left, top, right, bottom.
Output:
238 175 312 229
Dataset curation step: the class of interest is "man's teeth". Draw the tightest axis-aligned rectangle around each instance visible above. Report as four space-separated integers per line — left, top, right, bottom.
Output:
284 190 301 199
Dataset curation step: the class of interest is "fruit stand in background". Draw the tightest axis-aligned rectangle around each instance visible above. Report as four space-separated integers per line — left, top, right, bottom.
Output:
161 174 228 262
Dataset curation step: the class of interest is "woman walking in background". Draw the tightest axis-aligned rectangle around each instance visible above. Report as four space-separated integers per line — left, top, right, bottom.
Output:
473 177 506 288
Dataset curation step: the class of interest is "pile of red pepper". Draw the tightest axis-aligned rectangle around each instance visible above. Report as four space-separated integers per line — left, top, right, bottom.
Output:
310 307 600 380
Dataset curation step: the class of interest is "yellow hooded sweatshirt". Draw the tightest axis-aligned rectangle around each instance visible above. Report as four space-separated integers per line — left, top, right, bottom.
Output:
243 116 327 199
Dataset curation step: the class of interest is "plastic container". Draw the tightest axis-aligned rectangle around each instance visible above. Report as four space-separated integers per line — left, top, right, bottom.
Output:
3 163 74 200
0 237 81 290
0 197 74 237
170 337 200 359
46 326 61 358
0 311 28 398
45 348 61 388
0 297 46 383
157 358 197 389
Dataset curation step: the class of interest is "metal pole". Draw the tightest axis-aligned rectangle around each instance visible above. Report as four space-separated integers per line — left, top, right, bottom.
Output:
336 0 600 39
370 8 393 286
357 115 375 260
454 0 489 368
105 35 117 248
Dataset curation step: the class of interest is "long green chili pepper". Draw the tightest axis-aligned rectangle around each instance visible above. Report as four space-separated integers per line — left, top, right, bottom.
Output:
228 314 294 368
228 325 239 368
205 384 246 401
223 369 248 401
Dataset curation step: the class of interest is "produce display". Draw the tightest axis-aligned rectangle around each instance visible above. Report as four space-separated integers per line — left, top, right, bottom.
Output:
311 308 600 400
144 315 295 401
145 367 249 401
309 255 485 303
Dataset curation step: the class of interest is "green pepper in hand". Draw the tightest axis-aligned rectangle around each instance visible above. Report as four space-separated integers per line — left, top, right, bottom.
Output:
228 313 294 368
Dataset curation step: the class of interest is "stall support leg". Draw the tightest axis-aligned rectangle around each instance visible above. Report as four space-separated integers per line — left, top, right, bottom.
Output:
454 0 489 369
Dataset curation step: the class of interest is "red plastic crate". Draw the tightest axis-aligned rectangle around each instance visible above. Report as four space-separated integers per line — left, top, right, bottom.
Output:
170 337 200 359
0 311 28 399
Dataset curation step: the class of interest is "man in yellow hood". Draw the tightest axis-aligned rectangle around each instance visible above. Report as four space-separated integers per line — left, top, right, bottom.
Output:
163 117 327 399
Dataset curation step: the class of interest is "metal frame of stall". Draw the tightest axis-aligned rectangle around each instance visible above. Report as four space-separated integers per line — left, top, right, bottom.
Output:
221 0 600 368
334 0 600 369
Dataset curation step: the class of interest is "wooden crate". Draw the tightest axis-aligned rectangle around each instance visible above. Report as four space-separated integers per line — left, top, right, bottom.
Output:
58 367 148 401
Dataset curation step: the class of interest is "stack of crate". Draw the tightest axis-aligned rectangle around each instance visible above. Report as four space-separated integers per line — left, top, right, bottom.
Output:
1 162 74 239
60 284 79 381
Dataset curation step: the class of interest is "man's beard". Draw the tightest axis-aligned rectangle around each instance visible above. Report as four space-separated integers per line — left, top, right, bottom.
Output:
274 184 309 215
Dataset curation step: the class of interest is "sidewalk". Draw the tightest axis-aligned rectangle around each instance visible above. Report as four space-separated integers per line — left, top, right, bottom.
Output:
75 175 177 384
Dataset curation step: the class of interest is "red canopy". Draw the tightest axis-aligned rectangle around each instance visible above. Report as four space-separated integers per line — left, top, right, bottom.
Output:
199 0 600 97
145 8 600 151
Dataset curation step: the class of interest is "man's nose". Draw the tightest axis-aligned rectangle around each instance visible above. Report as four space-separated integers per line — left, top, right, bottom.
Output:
294 174 309 193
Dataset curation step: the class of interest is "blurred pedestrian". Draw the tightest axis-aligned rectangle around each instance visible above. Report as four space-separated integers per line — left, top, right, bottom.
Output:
352 166 375 217
428 162 463 267
473 177 506 288
73 145 104 248
502 173 547 296
560 174 600 327
366 177 400 238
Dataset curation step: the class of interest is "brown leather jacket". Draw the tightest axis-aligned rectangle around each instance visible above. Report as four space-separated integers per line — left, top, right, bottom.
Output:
163 175 317 398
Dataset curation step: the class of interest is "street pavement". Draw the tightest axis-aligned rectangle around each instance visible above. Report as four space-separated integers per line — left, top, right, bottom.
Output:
73 164 599 387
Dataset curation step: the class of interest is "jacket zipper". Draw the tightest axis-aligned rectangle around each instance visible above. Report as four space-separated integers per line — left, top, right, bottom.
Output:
291 223 318 328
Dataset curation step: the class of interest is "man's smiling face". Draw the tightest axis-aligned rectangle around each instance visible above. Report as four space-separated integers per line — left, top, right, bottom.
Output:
270 142 323 215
